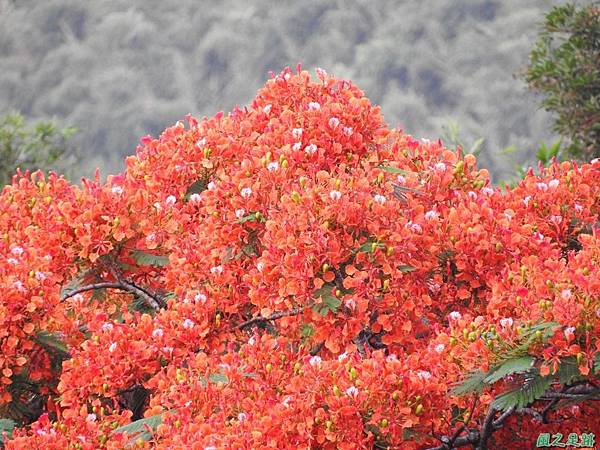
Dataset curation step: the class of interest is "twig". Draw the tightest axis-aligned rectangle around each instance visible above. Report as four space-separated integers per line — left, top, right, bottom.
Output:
61 282 124 301
310 342 325 356
451 397 478 442
518 407 544 422
541 397 560 423
424 430 481 450
539 386 600 400
492 406 516 429
232 306 308 330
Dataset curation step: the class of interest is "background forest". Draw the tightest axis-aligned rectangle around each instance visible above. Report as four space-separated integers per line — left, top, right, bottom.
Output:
0 0 564 182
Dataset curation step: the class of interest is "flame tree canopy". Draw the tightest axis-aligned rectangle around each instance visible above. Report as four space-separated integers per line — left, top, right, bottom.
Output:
0 67 599 449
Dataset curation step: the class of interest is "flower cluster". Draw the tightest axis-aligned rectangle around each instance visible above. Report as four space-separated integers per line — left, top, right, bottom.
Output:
1 68 599 448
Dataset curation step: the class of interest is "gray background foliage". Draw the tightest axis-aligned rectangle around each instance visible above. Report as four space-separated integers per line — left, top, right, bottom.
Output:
0 0 563 181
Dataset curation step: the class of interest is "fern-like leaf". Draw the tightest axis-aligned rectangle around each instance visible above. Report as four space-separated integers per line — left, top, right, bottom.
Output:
491 370 552 411
0 419 16 446
492 322 559 364
450 369 487 396
556 357 586 386
35 330 70 356
111 412 168 444
484 356 535 384
131 250 169 268
374 165 410 175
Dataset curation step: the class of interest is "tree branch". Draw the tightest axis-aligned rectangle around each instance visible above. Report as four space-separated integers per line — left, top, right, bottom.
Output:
108 265 162 310
518 407 544 422
422 382 600 449
475 405 499 450
232 306 308 330
539 383 600 400
61 269 162 311
423 405 516 450
61 282 124 301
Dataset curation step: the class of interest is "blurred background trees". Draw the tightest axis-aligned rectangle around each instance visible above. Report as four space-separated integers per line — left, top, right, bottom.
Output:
0 112 78 187
0 0 565 182
522 2 600 161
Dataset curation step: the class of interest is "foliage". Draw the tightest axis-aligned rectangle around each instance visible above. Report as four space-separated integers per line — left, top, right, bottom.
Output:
0 112 78 187
441 120 486 158
523 2 600 160
0 69 599 449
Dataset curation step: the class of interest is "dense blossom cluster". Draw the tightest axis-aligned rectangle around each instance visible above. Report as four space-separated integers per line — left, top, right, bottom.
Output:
1 68 599 449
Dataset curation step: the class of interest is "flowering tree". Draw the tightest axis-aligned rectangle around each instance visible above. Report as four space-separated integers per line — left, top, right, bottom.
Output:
0 67 599 449
523 3 600 161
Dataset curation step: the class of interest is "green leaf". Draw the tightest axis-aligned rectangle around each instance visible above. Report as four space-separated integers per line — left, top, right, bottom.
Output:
392 184 423 195
301 323 315 338
594 354 600 375
111 412 166 443
494 322 559 363
375 165 410 175
556 357 585 385
128 295 157 315
501 145 518 155
208 372 228 384
235 212 264 224
162 292 176 302
491 370 552 411
355 240 384 254
131 250 170 267
35 330 70 356
397 265 416 273
450 369 487 397
468 137 485 156
484 356 535 384
221 247 235 264
0 419 16 444
311 285 341 316
184 178 208 202
199 372 229 387
243 244 258 255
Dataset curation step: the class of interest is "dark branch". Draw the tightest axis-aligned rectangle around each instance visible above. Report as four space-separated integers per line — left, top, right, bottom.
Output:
423 405 515 450
116 277 162 310
108 265 162 310
232 306 308 330
61 282 124 301
61 265 163 311
539 383 600 400
492 406 516 429
518 407 544 422
475 405 498 450
423 380 600 450
310 342 325 356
